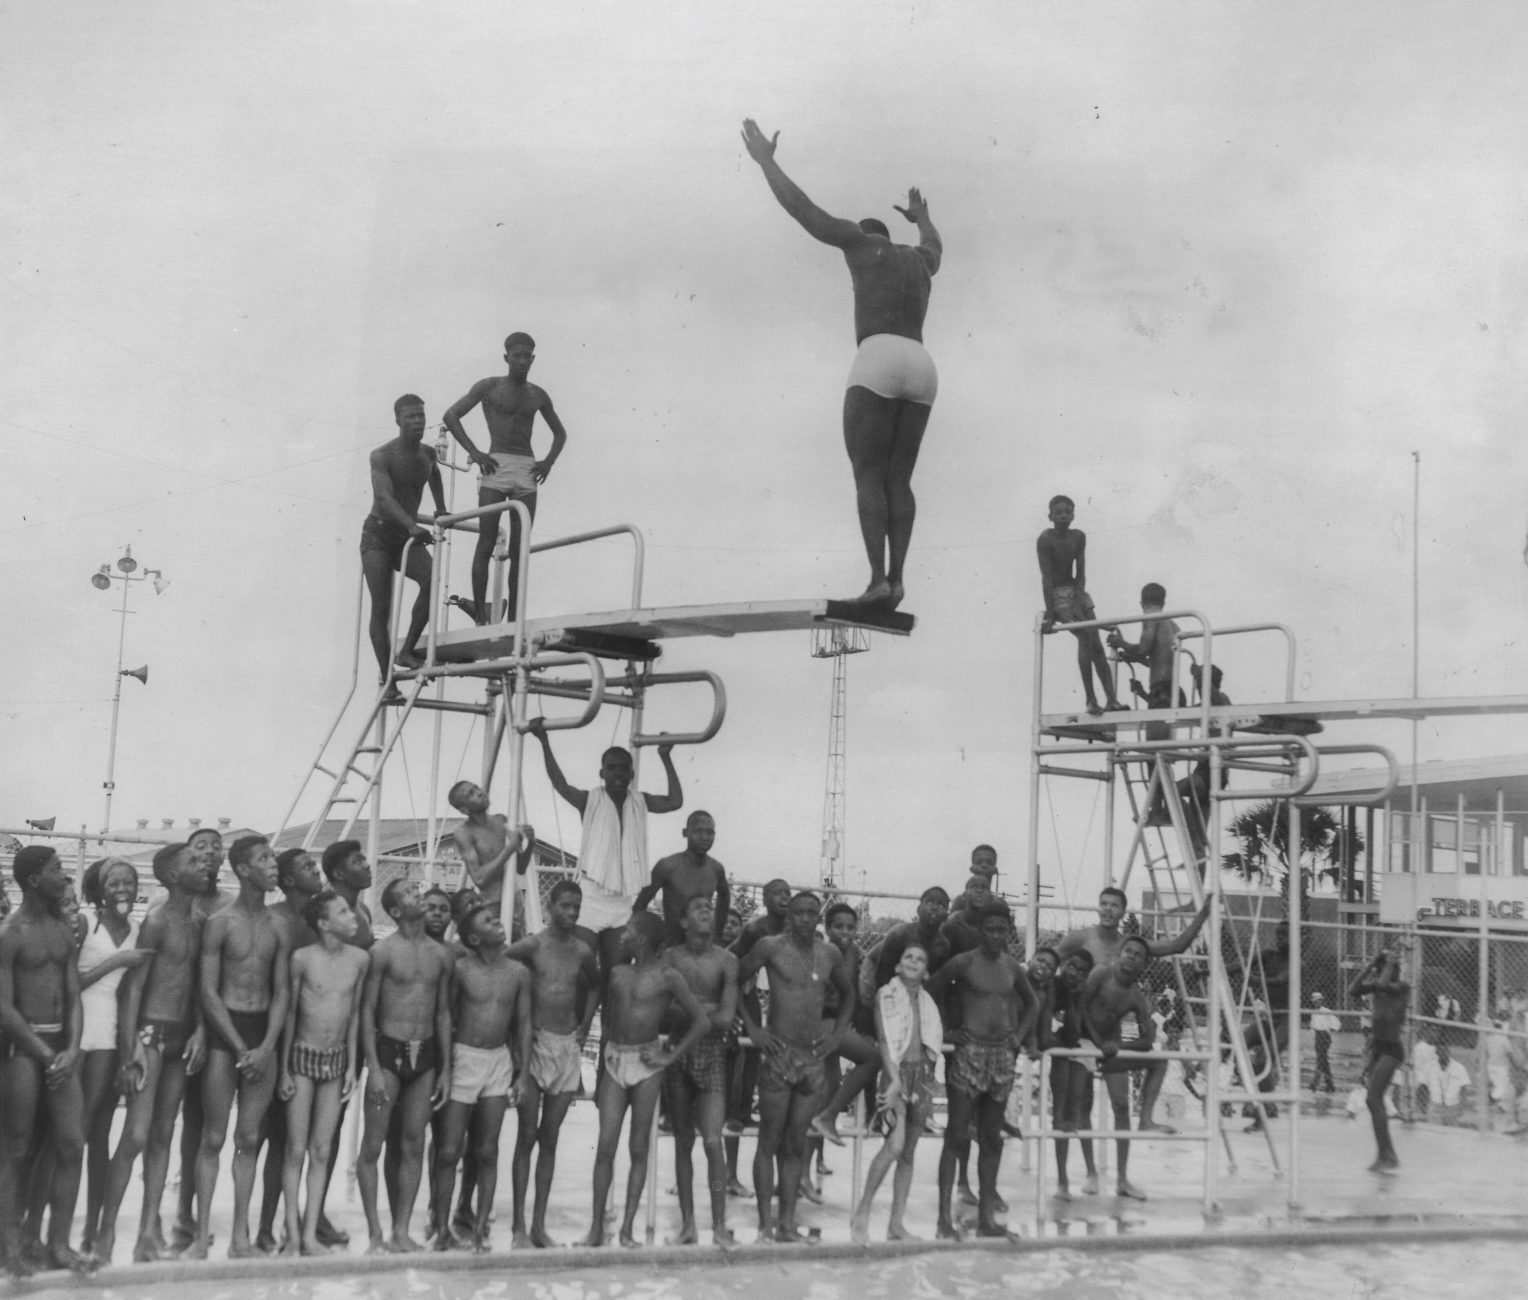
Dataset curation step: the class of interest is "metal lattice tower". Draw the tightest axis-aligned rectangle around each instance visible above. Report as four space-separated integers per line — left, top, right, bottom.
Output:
811 625 870 890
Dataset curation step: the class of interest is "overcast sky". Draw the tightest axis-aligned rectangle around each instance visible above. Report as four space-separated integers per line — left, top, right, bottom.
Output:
5 1 1527 908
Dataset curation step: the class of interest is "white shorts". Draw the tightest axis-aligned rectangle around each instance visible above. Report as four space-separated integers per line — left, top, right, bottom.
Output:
480 453 538 499
450 1042 513 1105
846 334 938 405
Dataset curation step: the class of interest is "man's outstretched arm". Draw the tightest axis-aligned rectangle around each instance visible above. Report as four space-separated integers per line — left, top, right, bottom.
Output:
526 719 588 815
894 187 942 275
742 119 865 249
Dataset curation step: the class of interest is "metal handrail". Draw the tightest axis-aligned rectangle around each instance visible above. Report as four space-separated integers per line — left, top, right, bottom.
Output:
630 670 728 746
1177 621 1298 703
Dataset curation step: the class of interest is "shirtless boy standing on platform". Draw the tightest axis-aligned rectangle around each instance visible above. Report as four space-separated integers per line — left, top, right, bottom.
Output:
1038 495 1123 716
278 890 367 1255
504 880 599 1248
443 333 568 623
662 894 740 1246
190 837 290 1259
431 904 531 1252
928 900 1037 1240
361 394 448 691
0 847 86 1276
447 781 533 915
357 880 454 1253
737 891 853 1243
96 844 207 1265
1083 935 1159 1200
1350 948 1409 1173
580 911 708 1249
742 118 941 611
634 811 731 947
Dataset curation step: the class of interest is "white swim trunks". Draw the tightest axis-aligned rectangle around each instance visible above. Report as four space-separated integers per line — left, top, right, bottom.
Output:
480 453 538 498
846 334 938 405
450 1042 514 1105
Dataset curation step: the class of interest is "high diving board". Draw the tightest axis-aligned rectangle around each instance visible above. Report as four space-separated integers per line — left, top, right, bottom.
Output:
1040 694 1528 739
432 598 915 665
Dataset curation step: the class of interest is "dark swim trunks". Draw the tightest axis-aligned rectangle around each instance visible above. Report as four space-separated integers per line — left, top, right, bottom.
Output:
758 1040 828 1097
948 1037 1017 1101
668 1032 728 1096
376 1033 439 1086
211 1009 270 1057
359 514 424 569
138 1017 191 1062
2 1025 67 1062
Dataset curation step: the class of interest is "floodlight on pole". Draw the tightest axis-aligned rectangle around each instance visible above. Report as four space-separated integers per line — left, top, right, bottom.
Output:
91 547 168 834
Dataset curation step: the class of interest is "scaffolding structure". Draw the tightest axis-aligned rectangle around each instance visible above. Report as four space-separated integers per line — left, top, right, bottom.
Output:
1025 607 1414 1213
278 446 914 943
811 625 870 891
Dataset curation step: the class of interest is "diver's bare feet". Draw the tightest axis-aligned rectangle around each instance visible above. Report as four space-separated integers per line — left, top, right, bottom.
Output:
1054 1181 1072 1202
774 1224 809 1244
712 1226 737 1249
395 649 426 670
280 1237 303 1257
512 1228 535 1249
618 1228 640 1249
471 1232 491 1254
975 1222 1020 1241
180 1237 209 1260
530 1226 558 1249
957 1185 978 1207
228 1237 261 1259
886 1223 918 1242
849 1214 870 1245
365 1235 392 1255
1137 1120 1177 1135
798 1178 822 1204
255 1228 278 1254
169 1220 194 1254
726 1177 749 1197
667 1224 698 1246
1086 701 1104 717
845 579 892 607
92 1229 115 1266
576 1226 605 1248
1117 1179 1147 1200
1082 1172 1100 1195
935 1218 962 1242
390 1232 424 1254
886 582 906 611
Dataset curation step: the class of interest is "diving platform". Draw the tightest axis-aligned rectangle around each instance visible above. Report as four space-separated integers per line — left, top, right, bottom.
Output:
431 598 915 665
1039 694 1528 740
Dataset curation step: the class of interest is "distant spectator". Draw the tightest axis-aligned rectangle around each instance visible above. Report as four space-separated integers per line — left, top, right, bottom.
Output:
1309 994 1339 1093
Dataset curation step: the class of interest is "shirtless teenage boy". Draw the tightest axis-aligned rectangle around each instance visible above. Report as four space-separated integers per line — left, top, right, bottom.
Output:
579 911 708 1248
361 394 448 687
95 844 207 1265
190 836 290 1259
504 880 599 1248
443 333 568 623
430 904 530 1251
1036 948 1098 1199
1083 935 1159 1200
928 901 1037 1240
1351 948 1409 1172
737 891 853 1243
357 879 454 1252
1038 494 1123 716
742 118 942 611
662 894 740 1246
447 781 533 916
277 890 368 1255
0 847 86 1276
633 810 732 947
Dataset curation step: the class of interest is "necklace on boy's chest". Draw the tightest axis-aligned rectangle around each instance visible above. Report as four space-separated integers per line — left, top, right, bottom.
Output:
787 941 818 982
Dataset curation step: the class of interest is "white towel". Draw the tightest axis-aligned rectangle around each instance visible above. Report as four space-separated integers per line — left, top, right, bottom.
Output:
580 785 648 898
877 979 944 1066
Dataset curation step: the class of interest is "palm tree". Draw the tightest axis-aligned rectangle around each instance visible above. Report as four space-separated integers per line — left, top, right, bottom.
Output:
1221 801 1364 895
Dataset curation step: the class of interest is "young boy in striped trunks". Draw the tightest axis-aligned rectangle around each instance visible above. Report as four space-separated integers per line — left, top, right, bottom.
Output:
278 890 367 1255
1032 946 1097 1199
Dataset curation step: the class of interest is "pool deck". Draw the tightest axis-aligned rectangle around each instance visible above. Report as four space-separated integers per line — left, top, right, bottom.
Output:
10 1099 1527 1294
